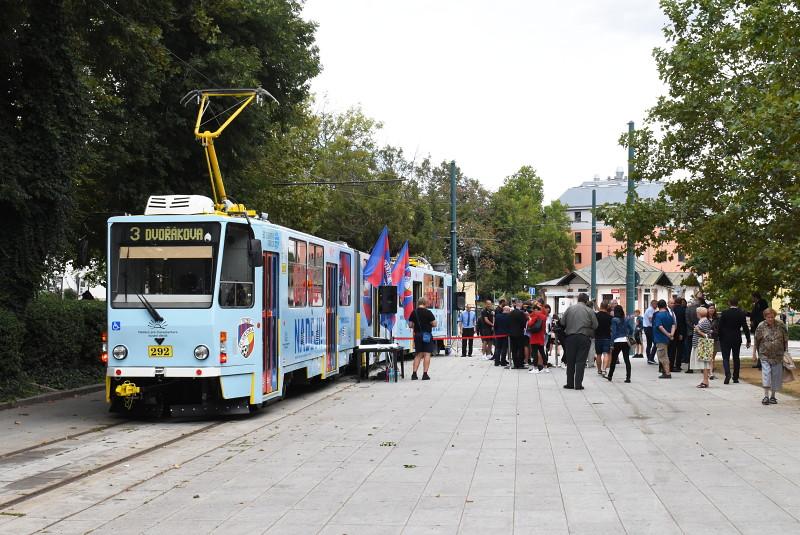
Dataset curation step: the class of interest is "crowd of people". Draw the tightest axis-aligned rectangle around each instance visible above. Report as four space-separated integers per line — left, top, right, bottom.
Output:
436 291 792 404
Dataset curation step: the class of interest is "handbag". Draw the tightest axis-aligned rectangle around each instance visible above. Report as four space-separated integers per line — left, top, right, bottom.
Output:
783 351 795 369
696 336 714 361
530 318 543 333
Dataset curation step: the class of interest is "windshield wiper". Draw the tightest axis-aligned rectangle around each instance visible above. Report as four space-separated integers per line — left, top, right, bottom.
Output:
137 294 164 323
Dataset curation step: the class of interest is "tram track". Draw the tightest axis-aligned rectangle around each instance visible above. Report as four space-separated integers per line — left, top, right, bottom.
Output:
0 422 127 461
0 379 355 516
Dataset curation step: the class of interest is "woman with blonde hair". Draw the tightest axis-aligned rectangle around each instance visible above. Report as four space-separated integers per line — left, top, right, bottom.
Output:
690 306 713 388
753 308 789 405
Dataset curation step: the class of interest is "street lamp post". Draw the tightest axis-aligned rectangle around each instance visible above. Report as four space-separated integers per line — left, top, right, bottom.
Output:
471 244 482 305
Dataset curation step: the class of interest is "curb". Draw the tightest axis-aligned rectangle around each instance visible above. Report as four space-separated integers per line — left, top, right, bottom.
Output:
0 383 105 411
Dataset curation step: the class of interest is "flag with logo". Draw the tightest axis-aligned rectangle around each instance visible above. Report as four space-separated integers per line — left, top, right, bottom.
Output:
391 241 413 320
362 226 390 327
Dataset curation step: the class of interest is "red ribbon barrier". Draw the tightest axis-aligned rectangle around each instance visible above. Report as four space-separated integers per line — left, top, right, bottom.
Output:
394 334 509 341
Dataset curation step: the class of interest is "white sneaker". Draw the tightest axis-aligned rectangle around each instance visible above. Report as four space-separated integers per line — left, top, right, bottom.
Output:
529 368 541 374
542 367 550 373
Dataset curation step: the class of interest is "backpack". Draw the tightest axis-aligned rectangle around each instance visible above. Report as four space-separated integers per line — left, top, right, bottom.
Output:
530 317 544 333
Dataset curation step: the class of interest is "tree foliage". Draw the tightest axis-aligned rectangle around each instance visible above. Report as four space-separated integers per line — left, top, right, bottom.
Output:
0 0 574 311
600 0 800 306
484 167 574 294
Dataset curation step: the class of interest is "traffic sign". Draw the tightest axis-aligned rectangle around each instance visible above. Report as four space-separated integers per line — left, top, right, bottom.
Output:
528 287 536 297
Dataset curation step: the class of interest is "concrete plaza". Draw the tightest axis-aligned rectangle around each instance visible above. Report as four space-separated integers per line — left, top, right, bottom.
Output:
3 352 800 534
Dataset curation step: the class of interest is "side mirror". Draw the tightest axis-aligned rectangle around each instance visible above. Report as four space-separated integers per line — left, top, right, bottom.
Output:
248 239 263 267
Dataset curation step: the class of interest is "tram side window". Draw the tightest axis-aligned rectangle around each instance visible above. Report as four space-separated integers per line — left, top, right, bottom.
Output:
308 243 324 307
288 238 307 307
339 252 351 306
423 274 435 308
219 224 254 308
434 275 444 309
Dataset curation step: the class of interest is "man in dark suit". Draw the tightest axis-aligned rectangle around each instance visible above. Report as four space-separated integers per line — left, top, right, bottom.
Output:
718 297 751 384
671 297 687 372
508 302 529 368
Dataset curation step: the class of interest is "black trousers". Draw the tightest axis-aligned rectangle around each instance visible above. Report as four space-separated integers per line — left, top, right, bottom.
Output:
510 335 527 368
461 327 475 356
721 339 741 380
644 327 655 361
608 342 631 381
493 335 509 365
668 338 681 370
564 334 591 388
531 344 546 369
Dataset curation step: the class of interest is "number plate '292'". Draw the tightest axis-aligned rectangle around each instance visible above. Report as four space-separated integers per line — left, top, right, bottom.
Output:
148 346 173 357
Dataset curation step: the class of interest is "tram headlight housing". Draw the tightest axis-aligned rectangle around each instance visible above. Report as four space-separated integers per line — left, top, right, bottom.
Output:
194 345 210 360
112 345 128 360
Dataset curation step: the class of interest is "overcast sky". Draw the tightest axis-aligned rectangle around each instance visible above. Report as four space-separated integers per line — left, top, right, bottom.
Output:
301 0 668 202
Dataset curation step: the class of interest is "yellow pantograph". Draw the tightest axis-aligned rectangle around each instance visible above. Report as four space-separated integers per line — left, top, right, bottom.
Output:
180 88 277 215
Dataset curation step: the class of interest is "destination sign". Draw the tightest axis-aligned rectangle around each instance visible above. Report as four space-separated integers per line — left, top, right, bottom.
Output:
112 222 220 248
128 226 208 243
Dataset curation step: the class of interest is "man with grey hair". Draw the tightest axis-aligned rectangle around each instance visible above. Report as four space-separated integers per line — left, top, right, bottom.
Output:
562 293 598 390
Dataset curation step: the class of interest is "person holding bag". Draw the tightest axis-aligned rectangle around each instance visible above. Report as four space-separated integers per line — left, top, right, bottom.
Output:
409 298 438 381
753 308 789 405
690 307 714 388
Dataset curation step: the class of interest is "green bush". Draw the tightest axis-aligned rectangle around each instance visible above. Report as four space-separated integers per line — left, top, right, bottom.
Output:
789 323 800 341
22 294 106 387
0 308 24 391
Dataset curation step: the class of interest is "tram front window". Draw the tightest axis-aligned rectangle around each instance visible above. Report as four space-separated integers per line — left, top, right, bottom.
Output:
110 222 220 309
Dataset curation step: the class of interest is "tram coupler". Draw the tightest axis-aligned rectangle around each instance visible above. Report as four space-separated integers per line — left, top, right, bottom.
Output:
114 381 141 398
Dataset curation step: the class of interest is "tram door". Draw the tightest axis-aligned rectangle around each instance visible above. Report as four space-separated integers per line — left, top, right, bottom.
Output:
325 263 338 374
262 252 279 394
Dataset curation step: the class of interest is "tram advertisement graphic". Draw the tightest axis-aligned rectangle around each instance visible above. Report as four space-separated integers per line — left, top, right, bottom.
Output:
238 318 255 358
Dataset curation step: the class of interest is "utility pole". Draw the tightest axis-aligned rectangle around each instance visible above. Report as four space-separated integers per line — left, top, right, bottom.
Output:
626 121 636 315
450 161 458 337
591 189 597 302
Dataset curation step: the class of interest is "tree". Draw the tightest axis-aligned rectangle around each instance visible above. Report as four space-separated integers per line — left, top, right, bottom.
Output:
0 1 88 312
600 0 800 305
485 166 573 294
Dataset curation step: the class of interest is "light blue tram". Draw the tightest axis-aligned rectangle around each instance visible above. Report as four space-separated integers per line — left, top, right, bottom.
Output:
104 194 452 416
103 88 452 416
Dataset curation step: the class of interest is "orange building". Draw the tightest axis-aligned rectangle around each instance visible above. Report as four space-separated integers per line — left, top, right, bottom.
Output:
558 174 685 272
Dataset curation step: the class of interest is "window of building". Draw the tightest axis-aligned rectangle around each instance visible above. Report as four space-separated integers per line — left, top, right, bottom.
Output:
595 231 602 242
574 252 582 264
308 243 324 307
595 252 602 261
659 229 667 236
219 224 254 308
574 232 582 243
288 238 307 307
574 211 582 222
677 251 686 262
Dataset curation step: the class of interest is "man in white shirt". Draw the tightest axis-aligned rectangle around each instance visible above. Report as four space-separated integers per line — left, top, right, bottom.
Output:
458 305 477 357
642 300 658 365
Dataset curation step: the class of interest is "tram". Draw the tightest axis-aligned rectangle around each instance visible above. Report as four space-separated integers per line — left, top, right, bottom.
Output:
103 89 452 416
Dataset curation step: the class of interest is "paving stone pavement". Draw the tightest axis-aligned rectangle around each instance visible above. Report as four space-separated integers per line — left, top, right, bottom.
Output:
3 354 800 534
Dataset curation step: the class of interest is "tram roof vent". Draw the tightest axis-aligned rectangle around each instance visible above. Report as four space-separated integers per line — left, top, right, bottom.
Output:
144 195 215 215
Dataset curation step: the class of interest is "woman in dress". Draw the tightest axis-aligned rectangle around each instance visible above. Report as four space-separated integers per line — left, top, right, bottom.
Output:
690 306 713 388
753 308 789 405
707 304 720 380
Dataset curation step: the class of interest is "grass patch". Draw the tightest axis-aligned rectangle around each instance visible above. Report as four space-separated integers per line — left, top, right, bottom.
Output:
711 357 800 398
0 367 104 403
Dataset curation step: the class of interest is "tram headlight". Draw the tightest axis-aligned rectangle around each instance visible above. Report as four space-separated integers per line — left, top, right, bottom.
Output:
112 345 128 360
194 345 210 360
